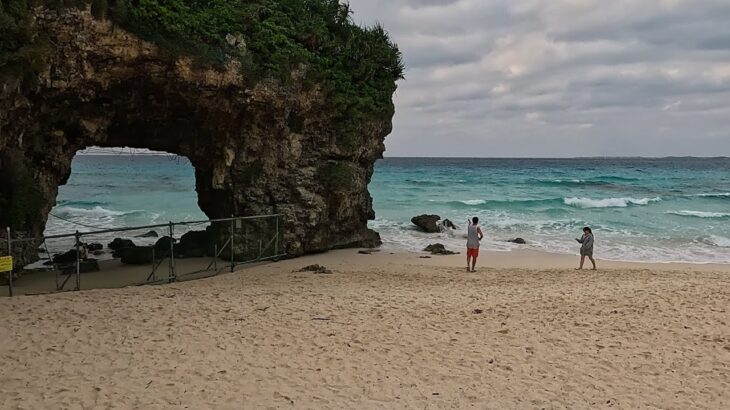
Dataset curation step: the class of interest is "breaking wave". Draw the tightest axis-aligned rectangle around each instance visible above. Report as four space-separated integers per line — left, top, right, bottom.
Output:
667 210 730 219
563 197 661 208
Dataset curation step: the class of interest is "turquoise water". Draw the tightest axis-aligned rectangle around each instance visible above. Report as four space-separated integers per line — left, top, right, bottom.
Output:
48 155 206 238
49 155 730 263
369 158 730 263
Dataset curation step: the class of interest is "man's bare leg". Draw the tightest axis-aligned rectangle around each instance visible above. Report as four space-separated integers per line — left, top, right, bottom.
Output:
466 255 471 271
471 257 477 272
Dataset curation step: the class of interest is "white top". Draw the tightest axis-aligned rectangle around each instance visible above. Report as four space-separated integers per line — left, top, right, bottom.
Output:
467 224 480 249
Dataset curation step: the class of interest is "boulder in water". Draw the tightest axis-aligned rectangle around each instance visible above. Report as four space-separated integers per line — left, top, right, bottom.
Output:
412 214 442 233
509 238 527 245
87 242 103 251
136 230 159 238
424 243 458 255
108 238 135 251
441 219 458 230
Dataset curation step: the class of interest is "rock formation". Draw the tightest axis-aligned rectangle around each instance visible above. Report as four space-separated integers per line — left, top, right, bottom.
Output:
0 3 402 269
411 215 442 233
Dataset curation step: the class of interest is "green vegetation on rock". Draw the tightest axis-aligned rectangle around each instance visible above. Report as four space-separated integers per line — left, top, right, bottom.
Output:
1 0 403 139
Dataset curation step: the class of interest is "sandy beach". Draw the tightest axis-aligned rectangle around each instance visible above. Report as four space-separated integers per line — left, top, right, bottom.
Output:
1 249 729 409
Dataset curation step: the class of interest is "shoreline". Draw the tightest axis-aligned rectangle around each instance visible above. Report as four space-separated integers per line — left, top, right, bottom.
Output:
5 247 728 297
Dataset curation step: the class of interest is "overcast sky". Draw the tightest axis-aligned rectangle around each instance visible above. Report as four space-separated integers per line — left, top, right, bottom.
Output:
347 0 730 157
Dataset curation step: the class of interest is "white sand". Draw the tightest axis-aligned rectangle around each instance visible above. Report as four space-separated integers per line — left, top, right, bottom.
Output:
1 249 728 409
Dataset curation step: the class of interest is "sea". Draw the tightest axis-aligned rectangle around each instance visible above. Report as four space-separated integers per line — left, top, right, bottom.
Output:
47 155 730 264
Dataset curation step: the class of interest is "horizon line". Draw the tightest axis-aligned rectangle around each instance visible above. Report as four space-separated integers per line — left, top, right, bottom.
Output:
380 155 730 159
75 152 730 160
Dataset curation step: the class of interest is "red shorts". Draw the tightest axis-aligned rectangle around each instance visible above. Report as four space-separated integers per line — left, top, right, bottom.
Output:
467 248 479 258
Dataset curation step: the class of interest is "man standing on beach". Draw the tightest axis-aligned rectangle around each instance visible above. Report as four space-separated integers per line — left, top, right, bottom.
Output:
466 217 484 272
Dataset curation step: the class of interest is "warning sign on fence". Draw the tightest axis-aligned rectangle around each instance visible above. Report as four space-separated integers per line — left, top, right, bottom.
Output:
0 256 13 272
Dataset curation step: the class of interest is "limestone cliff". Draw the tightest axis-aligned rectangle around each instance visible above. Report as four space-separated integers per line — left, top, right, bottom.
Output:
0 2 402 268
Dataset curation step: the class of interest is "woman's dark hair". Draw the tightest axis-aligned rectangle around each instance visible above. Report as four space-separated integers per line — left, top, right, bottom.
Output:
583 227 592 234
473 217 479 224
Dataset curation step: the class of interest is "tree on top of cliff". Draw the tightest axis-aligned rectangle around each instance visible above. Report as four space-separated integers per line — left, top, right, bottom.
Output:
1 0 403 129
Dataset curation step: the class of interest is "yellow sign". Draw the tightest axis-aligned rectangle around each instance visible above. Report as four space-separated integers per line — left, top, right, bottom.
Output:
0 256 12 272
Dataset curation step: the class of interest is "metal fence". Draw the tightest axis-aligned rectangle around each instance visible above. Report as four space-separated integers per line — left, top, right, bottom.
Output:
2 214 285 297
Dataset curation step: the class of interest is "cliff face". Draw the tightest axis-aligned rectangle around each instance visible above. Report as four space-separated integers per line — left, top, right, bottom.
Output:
0 6 399 267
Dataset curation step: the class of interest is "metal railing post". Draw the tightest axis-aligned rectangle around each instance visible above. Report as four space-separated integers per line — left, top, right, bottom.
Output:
74 231 81 291
230 217 235 272
168 222 176 283
151 247 157 282
275 215 279 257
214 244 218 272
6 227 13 297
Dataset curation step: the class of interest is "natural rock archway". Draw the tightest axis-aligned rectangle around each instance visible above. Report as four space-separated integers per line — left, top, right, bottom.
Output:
0 7 399 268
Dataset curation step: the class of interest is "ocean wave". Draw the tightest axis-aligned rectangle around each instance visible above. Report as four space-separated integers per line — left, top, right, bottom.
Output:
458 199 487 206
431 198 561 209
696 235 730 248
563 197 661 208
667 210 730 219
56 206 144 217
689 193 730 199
56 200 108 207
405 179 459 187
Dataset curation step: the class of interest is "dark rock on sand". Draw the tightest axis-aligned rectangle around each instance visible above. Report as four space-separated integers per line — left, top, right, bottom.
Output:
412 215 442 233
120 246 154 265
297 264 332 274
509 238 527 244
136 230 159 238
53 249 81 264
154 236 176 257
176 230 212 258
358 249 380 255
87 243 103 251
424 243 458 255
108 238 135 251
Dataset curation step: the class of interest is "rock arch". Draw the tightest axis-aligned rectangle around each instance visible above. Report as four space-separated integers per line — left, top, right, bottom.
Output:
0 10 387 267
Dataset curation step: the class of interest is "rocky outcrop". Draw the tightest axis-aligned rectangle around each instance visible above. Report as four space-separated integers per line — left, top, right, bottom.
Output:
509 238 527 245
411 215 442 233
176 230 212 258
0 7 398 268
108 239 135 251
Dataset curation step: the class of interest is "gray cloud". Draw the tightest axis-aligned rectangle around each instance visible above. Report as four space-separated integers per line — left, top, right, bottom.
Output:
348 0 730 157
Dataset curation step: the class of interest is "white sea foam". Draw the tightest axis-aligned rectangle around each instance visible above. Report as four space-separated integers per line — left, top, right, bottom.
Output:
696 235 730 248
459 199 487 206
667 210 730 219
691 193 730 198
57 205 141 217
563 197 661 208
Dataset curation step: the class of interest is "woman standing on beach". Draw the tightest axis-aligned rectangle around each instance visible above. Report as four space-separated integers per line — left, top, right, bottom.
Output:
576 227 597 270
